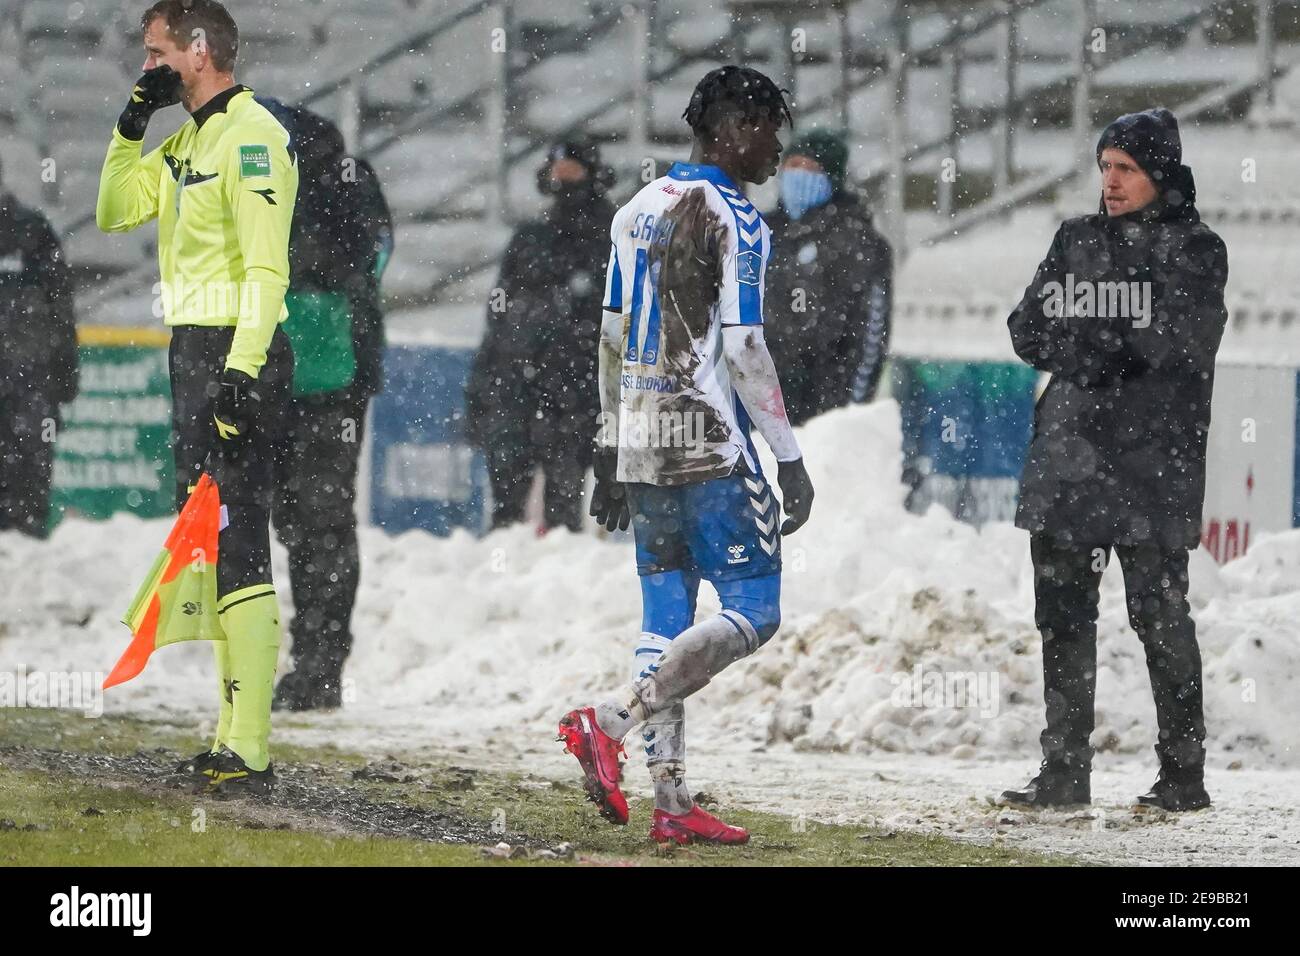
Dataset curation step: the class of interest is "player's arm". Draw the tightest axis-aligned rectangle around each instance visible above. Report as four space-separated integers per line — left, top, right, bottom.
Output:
1007 223 1139 386
596 243 624 451
95 67 179 233
848 238 892 403
590 241 630 531
717 222 813 534
222 133 297 379
210 131 297 443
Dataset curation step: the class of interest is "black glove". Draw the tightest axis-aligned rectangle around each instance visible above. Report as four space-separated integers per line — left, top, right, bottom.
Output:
589 446 630 532
117 66 182 140
212 369 261 443
777 457 814 535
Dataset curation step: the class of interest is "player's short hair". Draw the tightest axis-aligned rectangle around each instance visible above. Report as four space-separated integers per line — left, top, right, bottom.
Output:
141 0 239 72
683 65 793 140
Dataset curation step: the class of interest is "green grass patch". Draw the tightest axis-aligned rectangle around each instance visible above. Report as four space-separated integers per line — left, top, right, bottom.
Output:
0 767 489 867
2 709 1073 866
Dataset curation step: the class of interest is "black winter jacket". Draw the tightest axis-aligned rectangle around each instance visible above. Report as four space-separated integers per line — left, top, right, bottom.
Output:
1008 191 1228 548
0 193 78 405
466 193 614 453
763 191 892 426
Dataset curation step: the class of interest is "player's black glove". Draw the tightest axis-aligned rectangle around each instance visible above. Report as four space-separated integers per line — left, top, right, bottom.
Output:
212 369 261 443
589 446 630 532
777 457 814 535
117 65 182 140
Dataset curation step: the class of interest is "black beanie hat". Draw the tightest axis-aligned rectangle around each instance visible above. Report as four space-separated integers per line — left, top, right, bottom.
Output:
1096 107 1196 211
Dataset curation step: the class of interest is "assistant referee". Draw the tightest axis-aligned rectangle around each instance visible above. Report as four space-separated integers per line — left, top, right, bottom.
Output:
97 0 298 793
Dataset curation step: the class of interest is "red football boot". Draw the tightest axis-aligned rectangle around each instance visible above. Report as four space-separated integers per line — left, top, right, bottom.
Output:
650 805 750 845
557 707 628 825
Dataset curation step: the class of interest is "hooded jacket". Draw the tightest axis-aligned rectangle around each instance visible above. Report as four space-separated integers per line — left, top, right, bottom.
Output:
1008 110 1228 548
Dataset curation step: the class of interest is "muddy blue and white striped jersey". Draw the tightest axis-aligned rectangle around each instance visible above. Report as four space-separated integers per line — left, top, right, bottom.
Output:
602 162 771 486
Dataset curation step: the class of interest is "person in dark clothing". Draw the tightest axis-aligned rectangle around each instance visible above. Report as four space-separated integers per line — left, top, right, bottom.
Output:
1001 108 1228 813
466 139 615 532
256 99 394 712
0 160 79 538
763 130 891 426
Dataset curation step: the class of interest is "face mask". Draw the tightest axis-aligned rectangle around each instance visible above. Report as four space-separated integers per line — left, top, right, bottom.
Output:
781 168 833 221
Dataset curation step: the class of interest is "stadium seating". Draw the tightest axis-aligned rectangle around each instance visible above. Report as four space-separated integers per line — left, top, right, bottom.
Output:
0 0 1294 358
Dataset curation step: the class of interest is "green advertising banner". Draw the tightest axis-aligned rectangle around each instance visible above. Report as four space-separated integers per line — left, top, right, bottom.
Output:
892 357 1040 526
50 327 173 527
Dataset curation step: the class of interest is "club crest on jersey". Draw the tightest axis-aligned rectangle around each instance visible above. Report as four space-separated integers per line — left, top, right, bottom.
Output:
726 543 749 565
238 145 271 178
736 250 761 286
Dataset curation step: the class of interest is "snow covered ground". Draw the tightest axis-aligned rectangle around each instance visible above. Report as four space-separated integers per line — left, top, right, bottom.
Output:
2 402 1298 864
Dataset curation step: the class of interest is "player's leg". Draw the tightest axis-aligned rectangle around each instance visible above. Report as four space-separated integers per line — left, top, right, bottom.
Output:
0 390 56 538
272 391 364 710
557 481 690 825
485 435 533 529
1001 534 1102 807
634 569 699 816
207 326 293 789
167 329 234 769
597 464 783 739
1117 543 1209 810
539 436 587 532
646 466 777 845
268 398 310 709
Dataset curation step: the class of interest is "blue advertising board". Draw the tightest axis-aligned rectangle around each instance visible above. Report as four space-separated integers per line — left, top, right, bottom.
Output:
893 358 1039 525
368 345 488 536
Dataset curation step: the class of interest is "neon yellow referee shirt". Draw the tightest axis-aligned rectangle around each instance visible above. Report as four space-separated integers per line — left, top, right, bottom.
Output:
96 85 298 378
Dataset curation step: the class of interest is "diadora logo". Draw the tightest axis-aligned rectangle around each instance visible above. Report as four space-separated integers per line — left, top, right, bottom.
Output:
182 601 201 616
726 544 749 565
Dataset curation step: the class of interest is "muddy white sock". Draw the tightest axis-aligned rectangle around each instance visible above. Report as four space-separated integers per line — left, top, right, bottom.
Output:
651 761 693 815
645 699 690 814
594 683 651 740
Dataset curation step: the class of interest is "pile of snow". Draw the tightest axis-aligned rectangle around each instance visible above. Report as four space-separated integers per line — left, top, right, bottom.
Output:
2 401 1297 769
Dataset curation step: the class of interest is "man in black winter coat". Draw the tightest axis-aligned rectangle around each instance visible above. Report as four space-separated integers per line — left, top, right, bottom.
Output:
1002 108 1228 812
0 161 79 538
255 99 395 711
466 139 615 532
764 130 892 426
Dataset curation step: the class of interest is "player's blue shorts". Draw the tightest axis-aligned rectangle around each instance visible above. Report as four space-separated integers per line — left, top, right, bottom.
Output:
627 461 781 582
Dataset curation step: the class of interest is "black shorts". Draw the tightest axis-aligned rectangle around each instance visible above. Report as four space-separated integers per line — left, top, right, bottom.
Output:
169 324 293 510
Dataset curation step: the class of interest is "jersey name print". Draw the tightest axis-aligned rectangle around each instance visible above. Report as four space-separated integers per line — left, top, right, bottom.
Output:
603 162 771 487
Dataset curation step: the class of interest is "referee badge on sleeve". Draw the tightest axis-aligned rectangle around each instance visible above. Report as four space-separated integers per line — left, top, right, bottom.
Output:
238 145 272 178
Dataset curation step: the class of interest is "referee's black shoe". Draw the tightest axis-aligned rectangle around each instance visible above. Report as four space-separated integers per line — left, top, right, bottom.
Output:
205 746 276 796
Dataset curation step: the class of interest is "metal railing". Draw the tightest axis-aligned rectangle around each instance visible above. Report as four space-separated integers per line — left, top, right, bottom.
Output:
918 0 1285 246
68 0 1293 311
411 0 1295 301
